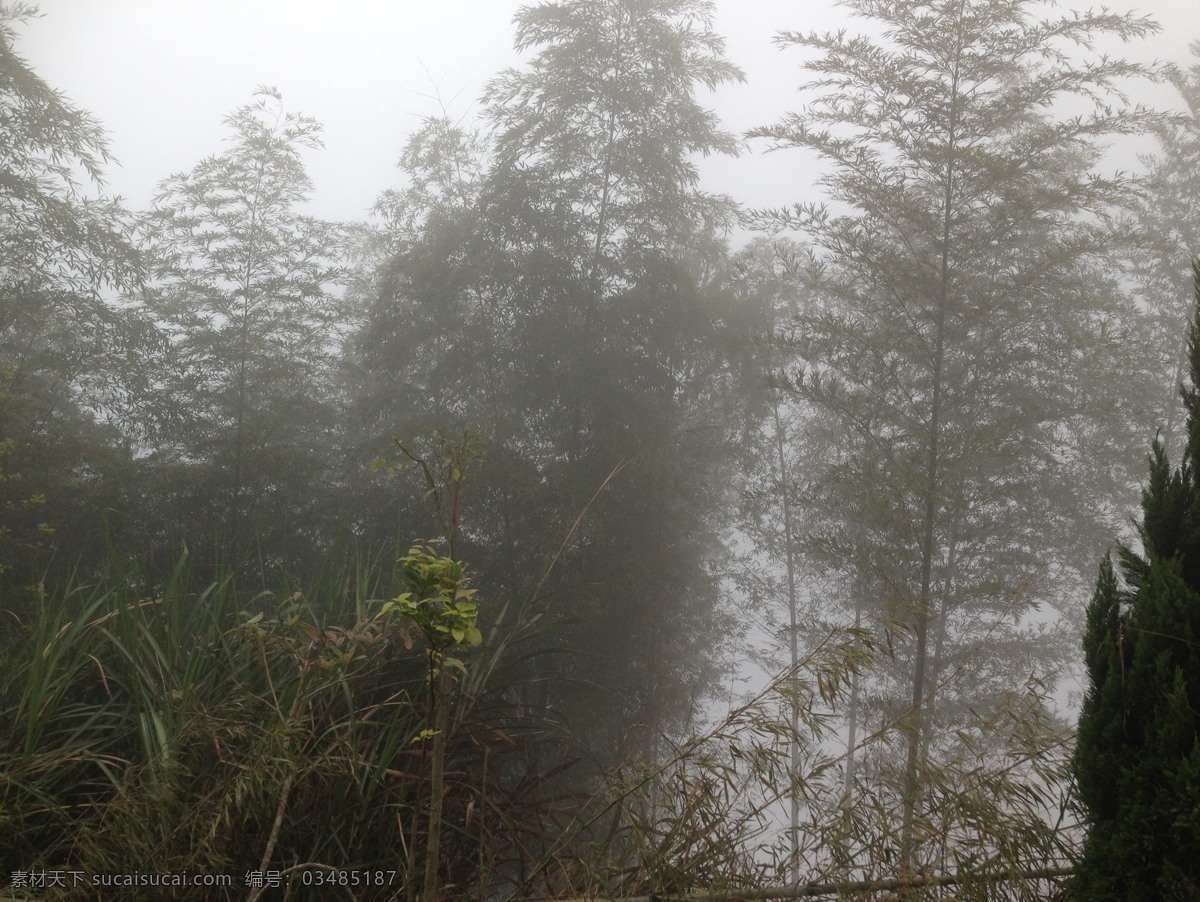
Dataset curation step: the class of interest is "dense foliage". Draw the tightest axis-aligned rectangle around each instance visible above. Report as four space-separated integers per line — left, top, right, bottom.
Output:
0 2 156 584
750 0 1161 867
1 0 1197 897
1070 264 1200 900
351 0 754 753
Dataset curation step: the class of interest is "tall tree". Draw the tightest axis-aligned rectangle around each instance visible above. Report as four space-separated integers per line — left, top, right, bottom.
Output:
1127 43 1200 455
1071 262 1200 900
345 117 510 559
353 0 750 751
140 88 346 570
0 2 155 582
752 0 1160 867
480 0 749 748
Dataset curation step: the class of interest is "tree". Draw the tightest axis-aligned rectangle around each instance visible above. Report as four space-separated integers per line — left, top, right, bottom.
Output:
352 0 751 752
1071 261 1200 900
751 0 1161 868
1126 44 1200 456
476 0 747 748
0 2 156 582
344 116 529 585
140 88 347 571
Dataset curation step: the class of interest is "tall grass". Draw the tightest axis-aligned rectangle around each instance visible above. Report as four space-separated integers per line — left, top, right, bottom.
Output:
0 546 585 899
1 545 1077 900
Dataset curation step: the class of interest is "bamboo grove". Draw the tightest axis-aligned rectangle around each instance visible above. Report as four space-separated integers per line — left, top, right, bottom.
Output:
2 0 1199 898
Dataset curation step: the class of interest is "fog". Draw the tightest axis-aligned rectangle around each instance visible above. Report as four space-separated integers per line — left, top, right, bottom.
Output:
20 0 1197 219
4 0 1200 896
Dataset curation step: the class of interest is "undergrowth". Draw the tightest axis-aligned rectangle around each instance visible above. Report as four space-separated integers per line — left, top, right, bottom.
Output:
1 549 1077 900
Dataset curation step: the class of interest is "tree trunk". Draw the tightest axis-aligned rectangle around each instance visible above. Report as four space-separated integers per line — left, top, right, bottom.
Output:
422 666 452 902
772 402 802 883
900 2 964 868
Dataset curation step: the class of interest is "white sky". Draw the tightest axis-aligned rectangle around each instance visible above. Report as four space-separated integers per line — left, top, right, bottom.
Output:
13 0 1200 226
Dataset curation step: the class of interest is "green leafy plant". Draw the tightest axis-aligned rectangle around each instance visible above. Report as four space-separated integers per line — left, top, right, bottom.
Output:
379 549 481 901
381 546 483 678
373 429 485 900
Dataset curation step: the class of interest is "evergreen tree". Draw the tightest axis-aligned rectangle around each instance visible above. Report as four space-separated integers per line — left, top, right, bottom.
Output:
1071 262 1200 901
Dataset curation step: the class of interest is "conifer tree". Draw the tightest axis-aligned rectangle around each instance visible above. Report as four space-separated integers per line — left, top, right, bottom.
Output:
1071 261 1200 900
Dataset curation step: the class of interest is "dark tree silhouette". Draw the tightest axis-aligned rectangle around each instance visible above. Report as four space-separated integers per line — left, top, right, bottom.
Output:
1071 261 1200 900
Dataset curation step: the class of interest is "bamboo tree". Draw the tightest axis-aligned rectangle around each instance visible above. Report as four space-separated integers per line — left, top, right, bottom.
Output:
0 3 155 583
772 400 802 883
1127 44 1200 457
141 88 346 567
753 0 1161 868
355 0 750 754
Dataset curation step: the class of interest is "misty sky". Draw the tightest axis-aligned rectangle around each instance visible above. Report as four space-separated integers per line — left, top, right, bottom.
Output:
15 0 1199 225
